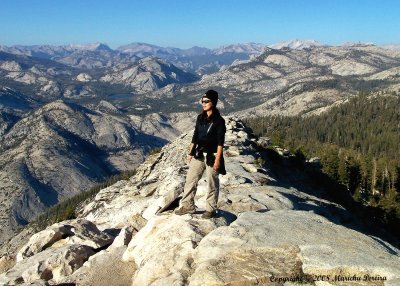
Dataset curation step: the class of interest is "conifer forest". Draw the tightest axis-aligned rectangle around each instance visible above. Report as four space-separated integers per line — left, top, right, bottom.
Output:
245 92 400 236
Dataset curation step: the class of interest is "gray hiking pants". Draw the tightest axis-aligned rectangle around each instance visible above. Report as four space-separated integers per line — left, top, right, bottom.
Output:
180 156 219 212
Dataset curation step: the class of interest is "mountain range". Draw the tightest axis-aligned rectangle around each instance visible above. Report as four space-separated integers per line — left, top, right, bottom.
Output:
1 39 400 245
2 40 400 113
0 42 266 75
143 43 400 116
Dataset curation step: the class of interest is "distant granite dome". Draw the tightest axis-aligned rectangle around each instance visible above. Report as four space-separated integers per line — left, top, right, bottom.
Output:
68 42 113 52
100 56 199 92
269 39 323 50
76 73 92 82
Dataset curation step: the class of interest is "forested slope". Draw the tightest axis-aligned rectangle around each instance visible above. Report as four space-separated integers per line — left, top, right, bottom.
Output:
245 92 400 234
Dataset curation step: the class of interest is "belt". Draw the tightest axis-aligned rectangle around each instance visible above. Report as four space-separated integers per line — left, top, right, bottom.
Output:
203 152 217 157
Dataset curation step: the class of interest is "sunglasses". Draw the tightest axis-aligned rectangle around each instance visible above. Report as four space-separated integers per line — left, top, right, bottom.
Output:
201 99 211 104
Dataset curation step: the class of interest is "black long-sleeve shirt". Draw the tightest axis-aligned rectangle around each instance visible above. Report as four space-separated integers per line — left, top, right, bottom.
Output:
191 109 226 154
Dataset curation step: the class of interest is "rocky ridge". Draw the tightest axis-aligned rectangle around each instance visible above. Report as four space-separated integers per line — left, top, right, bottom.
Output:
0 87 37 138
0 52 70 99
100 57 199 93
146 44 400 117
1 118 399 285
0 43 136 70
0 51 198 101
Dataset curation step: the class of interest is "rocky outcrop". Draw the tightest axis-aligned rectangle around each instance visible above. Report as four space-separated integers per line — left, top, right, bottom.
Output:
76 72 93 82
0 244 95 284
1 118 399 285
16 219 114 261
122 214 230 285
0 52 67 99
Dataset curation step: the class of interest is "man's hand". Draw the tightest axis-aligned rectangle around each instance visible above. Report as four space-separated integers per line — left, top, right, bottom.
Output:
187 155 193 164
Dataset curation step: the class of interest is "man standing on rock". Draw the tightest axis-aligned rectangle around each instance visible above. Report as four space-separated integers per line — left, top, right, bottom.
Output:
175 90 226 219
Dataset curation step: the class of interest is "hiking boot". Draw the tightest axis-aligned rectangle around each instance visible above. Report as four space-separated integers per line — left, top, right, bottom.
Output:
175 206 196 215
201 210 216 219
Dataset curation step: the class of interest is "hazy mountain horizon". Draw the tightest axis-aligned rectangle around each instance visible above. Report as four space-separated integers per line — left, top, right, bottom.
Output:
3 39 398 51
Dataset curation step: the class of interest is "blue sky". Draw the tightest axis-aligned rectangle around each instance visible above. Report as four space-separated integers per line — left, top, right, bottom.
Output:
1 0 399 48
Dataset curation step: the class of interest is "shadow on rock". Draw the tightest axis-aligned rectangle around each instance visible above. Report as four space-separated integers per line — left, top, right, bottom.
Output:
215 209 237 225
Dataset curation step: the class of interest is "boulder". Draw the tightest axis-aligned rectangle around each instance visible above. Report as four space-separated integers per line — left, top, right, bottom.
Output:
127 214 148 232
59 219 114 249
59 246 136 286
0 244 95 285
122 214 229 286
17 219 113 261
242 162 259 173
17 225 73 262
